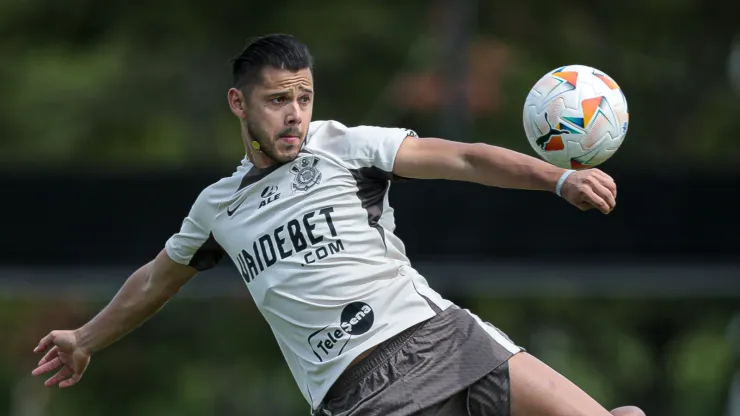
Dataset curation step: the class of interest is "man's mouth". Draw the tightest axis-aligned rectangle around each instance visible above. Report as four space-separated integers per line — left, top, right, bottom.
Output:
278 132 301 144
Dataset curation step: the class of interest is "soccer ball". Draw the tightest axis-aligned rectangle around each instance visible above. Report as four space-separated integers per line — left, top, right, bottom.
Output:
522 65 629 170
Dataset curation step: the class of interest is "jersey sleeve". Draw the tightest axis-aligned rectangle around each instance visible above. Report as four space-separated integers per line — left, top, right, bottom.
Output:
164 187 225 271
308 120 417 174
345 125 416 173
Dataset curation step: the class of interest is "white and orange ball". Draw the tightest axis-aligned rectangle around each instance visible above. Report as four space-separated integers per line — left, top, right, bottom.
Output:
523 65 629 169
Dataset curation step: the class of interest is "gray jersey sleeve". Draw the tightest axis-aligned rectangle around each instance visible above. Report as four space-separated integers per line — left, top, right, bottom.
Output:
307 120 417 174
165 186 225 271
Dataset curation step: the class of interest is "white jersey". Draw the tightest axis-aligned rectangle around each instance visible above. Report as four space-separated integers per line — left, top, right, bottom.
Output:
165 120 453 410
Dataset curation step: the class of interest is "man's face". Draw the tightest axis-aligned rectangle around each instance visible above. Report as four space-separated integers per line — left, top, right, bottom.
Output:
242 67 314 164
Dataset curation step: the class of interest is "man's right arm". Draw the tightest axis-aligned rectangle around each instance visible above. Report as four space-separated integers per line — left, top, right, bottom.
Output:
74 249 198 354
33 184 226 387
71 182 224 354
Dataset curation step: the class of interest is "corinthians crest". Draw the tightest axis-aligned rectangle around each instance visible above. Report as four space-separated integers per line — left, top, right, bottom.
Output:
290 155 322 192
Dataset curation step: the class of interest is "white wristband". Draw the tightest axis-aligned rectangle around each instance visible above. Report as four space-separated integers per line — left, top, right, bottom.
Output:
555 169 575 197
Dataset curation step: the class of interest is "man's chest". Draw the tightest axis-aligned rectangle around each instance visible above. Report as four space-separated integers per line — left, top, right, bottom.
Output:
215 154 355 225
210 155 369 278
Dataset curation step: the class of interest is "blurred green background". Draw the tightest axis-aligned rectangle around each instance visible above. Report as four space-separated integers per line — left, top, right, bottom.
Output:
2 0 739 169
2 0 739 415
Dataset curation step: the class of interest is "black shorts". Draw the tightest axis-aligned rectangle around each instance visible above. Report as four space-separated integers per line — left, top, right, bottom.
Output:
314 305 522 416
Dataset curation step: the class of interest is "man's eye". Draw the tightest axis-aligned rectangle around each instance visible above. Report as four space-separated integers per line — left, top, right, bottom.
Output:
271 97 285 104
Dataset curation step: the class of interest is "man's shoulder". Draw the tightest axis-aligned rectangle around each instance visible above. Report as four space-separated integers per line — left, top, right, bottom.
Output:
305 120 415 151
195 160 250 208
307 120 415 139
306 119 348 141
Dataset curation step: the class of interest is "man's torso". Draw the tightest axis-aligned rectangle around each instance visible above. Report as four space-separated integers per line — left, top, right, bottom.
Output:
165 120 452 409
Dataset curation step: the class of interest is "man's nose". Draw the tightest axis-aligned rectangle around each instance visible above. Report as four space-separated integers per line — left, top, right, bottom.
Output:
285 101 302 126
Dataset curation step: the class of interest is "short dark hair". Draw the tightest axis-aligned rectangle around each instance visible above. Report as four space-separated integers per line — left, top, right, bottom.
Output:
231 34 314 91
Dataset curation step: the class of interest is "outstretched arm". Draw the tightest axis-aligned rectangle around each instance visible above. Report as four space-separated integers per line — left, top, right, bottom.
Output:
32 250 198 387
393 136 617 214
74 249 198 353
33 181 222 388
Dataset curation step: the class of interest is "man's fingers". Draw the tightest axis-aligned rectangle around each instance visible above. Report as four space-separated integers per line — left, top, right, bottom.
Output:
31 330 87 388
45 366 72 387
32 356 62 376
591 182 616 213
582 188 610 214
584 169 617 198
595 171 617 198
59 373 82 388
38 346 58 366
34 333 54 353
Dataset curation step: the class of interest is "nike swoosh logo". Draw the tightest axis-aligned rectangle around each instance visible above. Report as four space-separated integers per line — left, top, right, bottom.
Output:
226 194 248 217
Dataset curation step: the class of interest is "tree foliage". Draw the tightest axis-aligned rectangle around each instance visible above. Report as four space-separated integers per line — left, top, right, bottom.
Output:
1 0 738 170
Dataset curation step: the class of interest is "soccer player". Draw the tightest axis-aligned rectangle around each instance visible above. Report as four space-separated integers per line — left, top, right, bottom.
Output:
32 34 644 416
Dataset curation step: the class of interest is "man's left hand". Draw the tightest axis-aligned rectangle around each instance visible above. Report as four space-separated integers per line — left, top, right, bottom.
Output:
560 169 617 214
